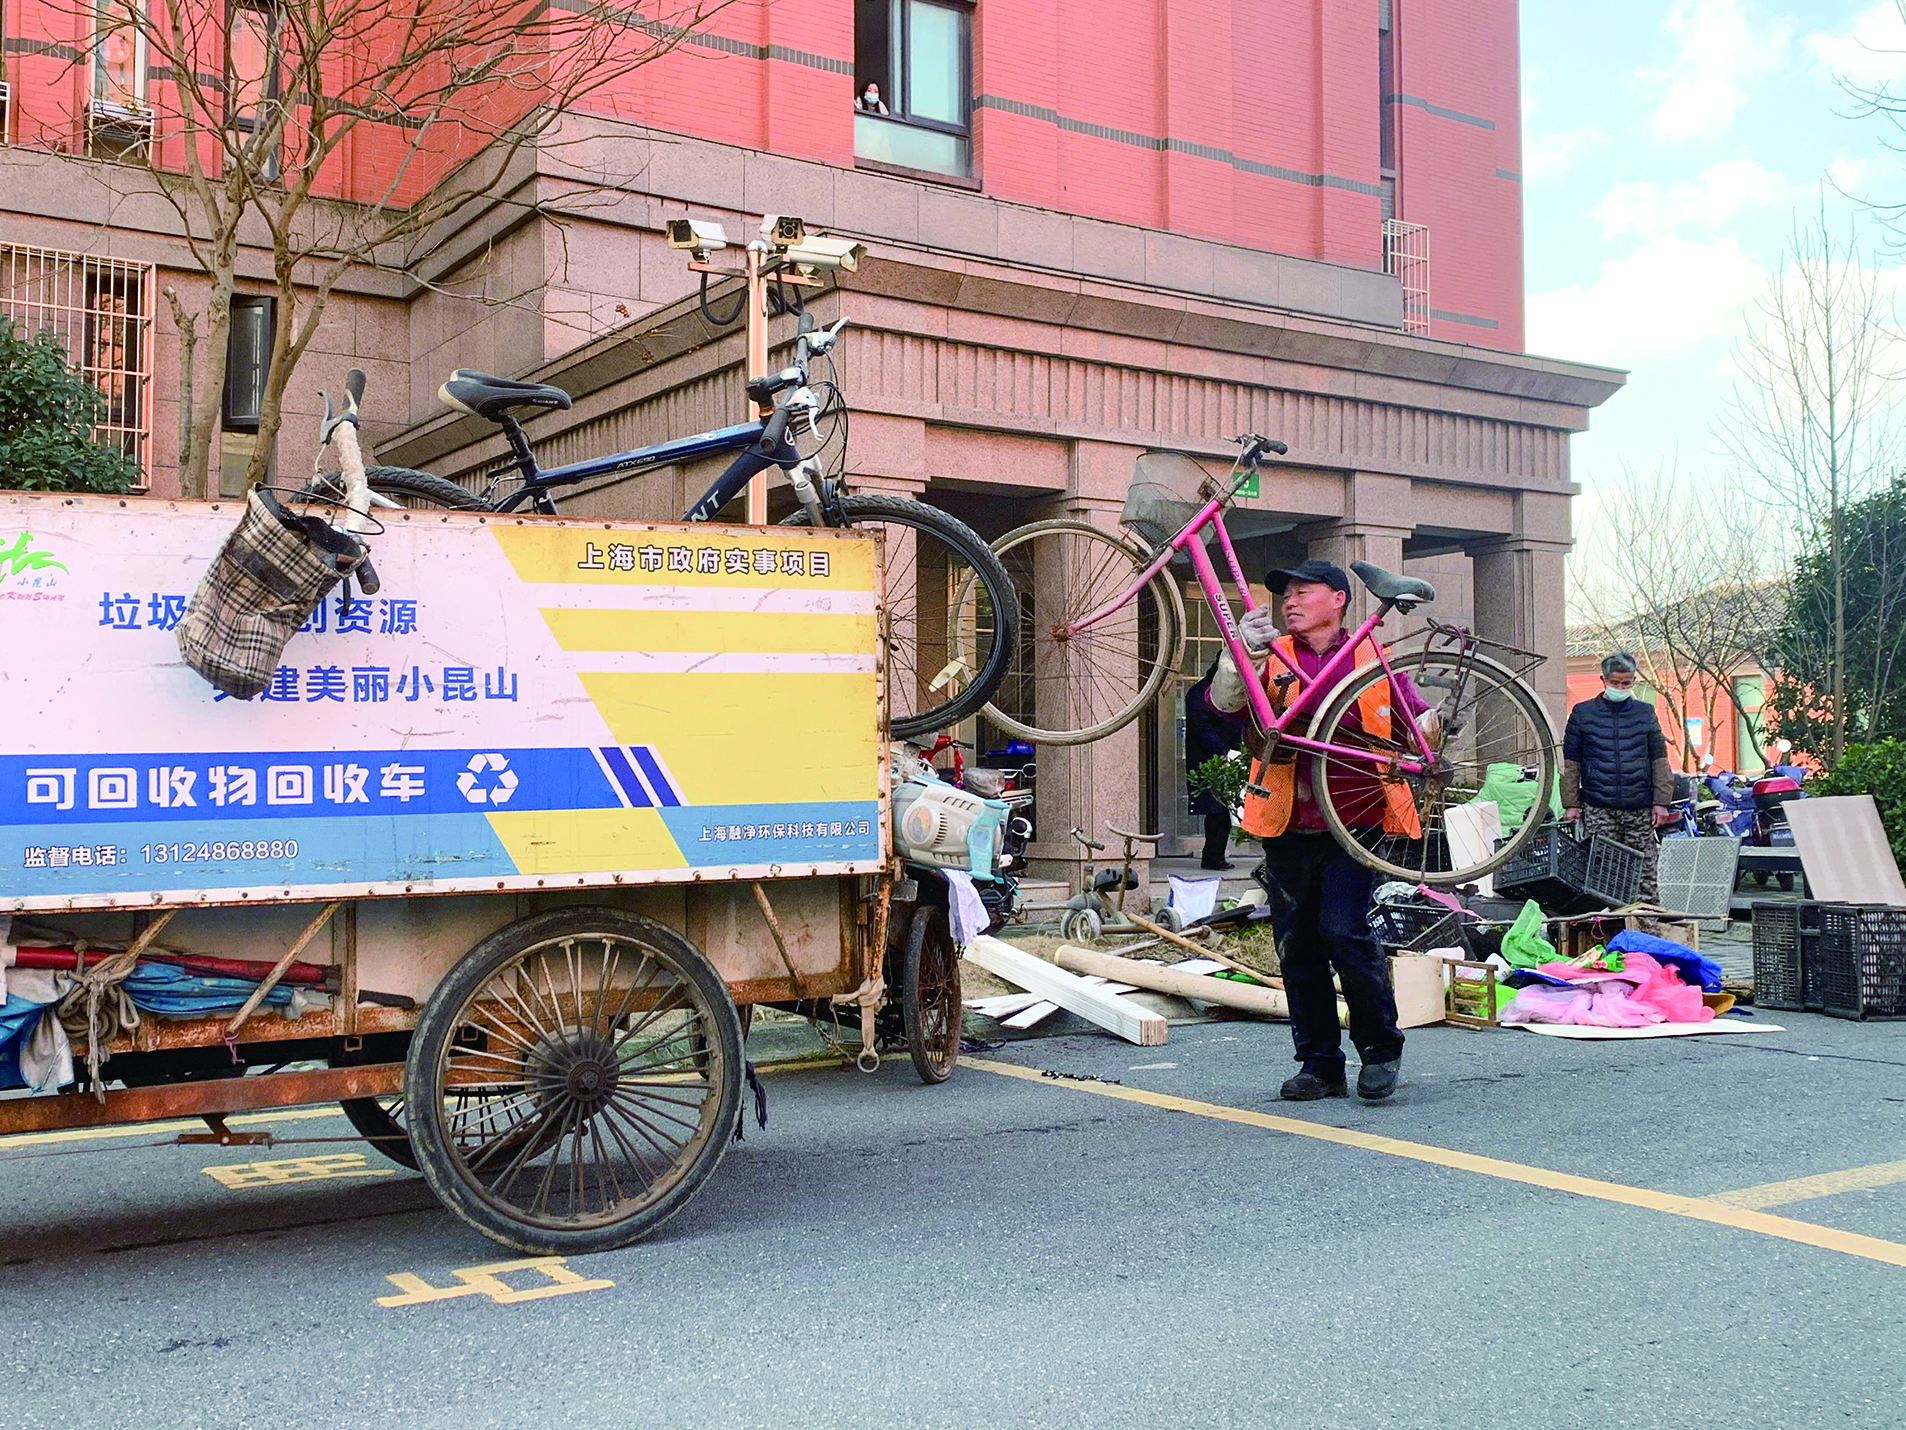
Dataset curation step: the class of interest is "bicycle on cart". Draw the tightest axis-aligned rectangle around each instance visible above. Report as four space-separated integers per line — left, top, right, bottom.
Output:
952 434 1558 885
301 316 1016 741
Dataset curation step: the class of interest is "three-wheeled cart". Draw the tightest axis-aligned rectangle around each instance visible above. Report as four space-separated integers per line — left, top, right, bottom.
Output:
0 492 961 1253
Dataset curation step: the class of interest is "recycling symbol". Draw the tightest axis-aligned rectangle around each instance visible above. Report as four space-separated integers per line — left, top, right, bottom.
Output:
457 753 519 806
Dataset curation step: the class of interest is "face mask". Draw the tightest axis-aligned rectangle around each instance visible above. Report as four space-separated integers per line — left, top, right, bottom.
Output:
1603 686 1633 703
864 89 880 104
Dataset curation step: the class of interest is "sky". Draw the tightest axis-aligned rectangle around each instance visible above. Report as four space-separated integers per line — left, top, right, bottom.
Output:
1519 0 1906 596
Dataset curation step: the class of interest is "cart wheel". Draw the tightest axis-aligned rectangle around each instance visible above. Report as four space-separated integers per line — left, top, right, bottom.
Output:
1778 872 1796 892
404 906 743 1256
901 906 962 1085
338 1095 418 1170
1158 906 1186 934
1060 909 1102 944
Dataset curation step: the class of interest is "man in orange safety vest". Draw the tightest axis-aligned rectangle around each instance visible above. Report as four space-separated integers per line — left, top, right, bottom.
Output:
1209 559 1426 1103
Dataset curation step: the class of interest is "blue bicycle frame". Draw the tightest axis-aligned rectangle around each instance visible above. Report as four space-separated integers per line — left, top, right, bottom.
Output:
488 409 802 521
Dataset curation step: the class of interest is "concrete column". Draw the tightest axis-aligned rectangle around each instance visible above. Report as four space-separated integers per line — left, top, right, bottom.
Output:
1470 538 1571 729
1022 480 1150 896
1296 520 1409 626
1294 472 1413 626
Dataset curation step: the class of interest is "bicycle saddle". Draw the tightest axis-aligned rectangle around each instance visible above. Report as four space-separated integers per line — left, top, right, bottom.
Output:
1350 560 1436 605
439 370 574 422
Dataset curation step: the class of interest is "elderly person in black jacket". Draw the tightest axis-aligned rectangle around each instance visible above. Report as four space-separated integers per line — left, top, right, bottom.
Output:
1561 652 1674 903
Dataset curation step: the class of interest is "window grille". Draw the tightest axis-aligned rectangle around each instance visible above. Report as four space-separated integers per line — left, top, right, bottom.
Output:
1382 218 1429 336
0 244 156 485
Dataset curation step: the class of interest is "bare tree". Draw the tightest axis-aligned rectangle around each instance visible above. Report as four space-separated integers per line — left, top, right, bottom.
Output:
1717 206 1902 762
51 0 729 496
1572 463 1781 770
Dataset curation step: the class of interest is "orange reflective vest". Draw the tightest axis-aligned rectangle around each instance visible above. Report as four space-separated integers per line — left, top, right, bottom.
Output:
1239 635 1423 840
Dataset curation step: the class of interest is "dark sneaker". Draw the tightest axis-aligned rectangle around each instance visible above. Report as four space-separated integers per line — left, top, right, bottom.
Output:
1357 1059 1401 1101
1200 859 1236 871
1280 1070 1348 1101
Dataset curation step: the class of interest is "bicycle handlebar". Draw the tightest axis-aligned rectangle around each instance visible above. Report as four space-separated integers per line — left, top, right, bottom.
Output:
1235 432 1289 466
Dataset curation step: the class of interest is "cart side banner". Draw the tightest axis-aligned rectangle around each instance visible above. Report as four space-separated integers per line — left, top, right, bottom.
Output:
0 499 883 910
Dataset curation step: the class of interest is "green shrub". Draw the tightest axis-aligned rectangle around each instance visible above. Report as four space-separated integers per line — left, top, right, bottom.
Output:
1812 739 1906 870
1188 751 1249 810
0 320 140 493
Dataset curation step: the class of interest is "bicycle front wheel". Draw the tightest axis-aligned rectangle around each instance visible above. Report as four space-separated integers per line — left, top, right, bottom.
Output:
1309 649 1557 885
296 465 489 512
958 520 1185 747
782 495 1019 740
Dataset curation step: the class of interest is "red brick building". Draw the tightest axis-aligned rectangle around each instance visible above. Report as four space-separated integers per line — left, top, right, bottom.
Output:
0 0 1620 878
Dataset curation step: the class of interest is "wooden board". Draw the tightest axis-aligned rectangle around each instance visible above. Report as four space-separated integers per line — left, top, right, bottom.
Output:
962 937 1169 1046
1054 945 1291 1017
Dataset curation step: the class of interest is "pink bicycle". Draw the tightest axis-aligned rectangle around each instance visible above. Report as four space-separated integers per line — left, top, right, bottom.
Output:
954 434 1558 884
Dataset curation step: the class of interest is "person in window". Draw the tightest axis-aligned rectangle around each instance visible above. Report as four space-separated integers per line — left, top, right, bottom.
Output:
856 82 889 114
1560 651 1673 905
1184 658 1244 870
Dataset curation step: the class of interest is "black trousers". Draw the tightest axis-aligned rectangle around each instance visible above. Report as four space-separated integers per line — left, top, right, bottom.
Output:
1259 832 1403 1075
1200 810 1232 866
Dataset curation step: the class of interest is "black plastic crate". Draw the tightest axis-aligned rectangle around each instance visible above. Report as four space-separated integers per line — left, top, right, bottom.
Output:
1815 905 1906 1020
1495 826 1602 915
1585 836 1647 907
1370 900 1469 954
1751 901 1827 1012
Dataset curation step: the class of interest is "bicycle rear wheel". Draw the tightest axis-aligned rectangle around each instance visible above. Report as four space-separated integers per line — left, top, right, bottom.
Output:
782 494 1019 740
296 466 489 512
1309 649 1556 885
956 521 1185 747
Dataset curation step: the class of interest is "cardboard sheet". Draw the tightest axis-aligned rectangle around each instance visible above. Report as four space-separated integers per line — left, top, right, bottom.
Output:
1511 1018 1784 1040
1785 795 1906 905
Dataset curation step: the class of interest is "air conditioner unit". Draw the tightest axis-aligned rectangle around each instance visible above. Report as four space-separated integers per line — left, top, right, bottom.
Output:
88 99 154 155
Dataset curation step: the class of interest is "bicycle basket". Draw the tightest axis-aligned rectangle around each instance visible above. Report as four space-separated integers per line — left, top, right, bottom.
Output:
1122 451 1217 551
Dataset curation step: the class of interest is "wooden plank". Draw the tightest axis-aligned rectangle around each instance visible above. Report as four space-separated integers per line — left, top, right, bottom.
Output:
1055 945 1292 1017
962 937 1169 1046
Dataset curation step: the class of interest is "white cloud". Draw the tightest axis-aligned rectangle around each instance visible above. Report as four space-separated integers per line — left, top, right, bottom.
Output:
1592 159 1810 240
1524 126 1607 182
1522 63 1546 122
1828 154 1874 196
1805 1 1906 88
1527 236 1767 364
1642 0 1790 143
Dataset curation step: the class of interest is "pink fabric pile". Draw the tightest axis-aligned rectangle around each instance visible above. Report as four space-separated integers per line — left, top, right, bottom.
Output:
1500 950 1714 1028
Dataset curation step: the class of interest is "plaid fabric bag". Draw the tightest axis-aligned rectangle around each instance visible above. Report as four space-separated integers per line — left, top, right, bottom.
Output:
177 489 360 700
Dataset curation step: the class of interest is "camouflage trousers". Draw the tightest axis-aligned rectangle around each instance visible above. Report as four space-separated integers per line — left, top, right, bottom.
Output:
1580 804 1660 906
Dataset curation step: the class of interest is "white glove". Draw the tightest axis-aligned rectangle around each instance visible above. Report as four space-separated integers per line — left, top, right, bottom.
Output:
1238 605 1280 657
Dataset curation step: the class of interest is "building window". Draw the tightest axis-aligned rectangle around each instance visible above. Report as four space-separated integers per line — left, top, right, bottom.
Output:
222 295 274 432
90 0 153 157
227 0 281 175
0 244 155 485
93 0 146 108
854 0 972 179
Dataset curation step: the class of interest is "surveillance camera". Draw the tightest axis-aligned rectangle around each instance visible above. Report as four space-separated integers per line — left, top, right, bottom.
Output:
762 214 807 248
784 235 867 273
666 218 730 253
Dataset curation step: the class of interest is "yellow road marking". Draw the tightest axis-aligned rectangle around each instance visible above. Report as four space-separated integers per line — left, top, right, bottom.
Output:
204 1153 395 1189
968 1059 1906 1270
1707 1158 1906 1211
0 1106 344 1150
378 1257 613 1308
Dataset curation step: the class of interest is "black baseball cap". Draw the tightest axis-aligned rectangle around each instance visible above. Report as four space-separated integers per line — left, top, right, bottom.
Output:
1265 558 1350 596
